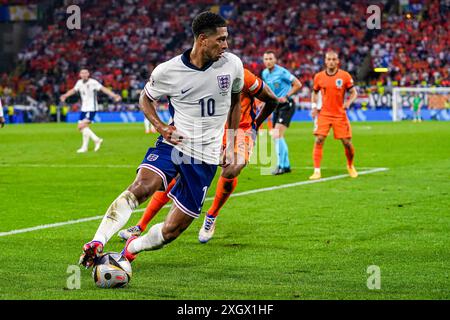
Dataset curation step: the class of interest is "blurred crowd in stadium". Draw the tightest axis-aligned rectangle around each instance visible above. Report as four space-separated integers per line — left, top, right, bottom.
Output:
0 0 448 117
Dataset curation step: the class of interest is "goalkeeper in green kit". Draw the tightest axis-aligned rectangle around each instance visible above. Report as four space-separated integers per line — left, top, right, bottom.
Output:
411 94 422 122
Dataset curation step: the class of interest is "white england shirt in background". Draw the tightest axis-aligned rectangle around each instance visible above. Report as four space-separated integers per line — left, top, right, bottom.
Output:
144 50 244 165
74 78 104 112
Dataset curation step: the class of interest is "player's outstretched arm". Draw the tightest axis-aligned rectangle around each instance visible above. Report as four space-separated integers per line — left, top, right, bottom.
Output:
60 88 76 102
139 91 181 145
254 84 279 129
344 87 358 109
100 86 122 102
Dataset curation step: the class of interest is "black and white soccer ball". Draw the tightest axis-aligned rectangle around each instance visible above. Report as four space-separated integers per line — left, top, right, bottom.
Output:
92 252 132 288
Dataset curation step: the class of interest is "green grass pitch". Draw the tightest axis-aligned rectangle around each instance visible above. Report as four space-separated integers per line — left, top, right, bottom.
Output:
0 121 449 300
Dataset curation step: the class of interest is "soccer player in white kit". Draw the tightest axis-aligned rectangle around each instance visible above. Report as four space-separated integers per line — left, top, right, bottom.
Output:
79 12 244 267
0 98 5 128
60 69 121 153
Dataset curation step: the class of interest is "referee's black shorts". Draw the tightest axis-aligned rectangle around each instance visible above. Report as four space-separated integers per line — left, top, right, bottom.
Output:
272 99 296 127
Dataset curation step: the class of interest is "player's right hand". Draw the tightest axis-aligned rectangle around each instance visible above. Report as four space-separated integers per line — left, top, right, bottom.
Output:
0 116 5 128
59 95 66 103
159 124 183 145
311 109 319 118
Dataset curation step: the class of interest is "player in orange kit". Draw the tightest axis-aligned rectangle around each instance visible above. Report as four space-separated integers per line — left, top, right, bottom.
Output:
118 68 279 243
309 51 359 180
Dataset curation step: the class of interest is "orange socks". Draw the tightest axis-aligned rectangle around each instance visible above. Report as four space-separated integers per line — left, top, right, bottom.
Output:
207 176 238 218
137 178 176 232
345 145 355 167
313 142 324 169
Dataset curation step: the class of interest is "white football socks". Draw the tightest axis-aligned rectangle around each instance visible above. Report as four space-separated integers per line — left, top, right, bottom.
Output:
128 222 165 253
93 191 139 246
81 128 90 150
84 127 100 143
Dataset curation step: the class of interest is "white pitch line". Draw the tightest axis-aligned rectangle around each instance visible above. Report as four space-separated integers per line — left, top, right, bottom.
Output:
0 163 383 170
0 167 388 237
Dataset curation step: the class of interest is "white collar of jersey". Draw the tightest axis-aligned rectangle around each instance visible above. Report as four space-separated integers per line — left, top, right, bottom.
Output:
181 49 214 72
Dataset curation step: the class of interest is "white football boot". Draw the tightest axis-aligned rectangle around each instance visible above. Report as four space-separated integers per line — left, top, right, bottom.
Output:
198 215 216 244
118 225 142 241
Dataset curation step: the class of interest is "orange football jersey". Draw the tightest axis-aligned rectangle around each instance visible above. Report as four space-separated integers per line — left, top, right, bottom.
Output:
313 69 354 117
239 68 264 130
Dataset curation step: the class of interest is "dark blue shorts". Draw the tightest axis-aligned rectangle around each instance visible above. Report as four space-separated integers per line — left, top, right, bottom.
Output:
138 142 217 218
79 112 96 122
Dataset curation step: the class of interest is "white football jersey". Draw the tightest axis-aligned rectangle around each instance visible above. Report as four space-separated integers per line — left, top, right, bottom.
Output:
74 78 104 112
144 50 244 164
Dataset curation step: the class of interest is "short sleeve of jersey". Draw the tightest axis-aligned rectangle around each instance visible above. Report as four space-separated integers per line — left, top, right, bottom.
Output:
261 69 268 83
92 79 103 91
74 80 81 92
282 67 295 83
313 73 321 92
144 64 170 101
345 72 354 90
244 69 263 95
231 56 244 93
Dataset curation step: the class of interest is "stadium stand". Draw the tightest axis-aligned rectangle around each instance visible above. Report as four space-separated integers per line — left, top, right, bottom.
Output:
0 0 448 118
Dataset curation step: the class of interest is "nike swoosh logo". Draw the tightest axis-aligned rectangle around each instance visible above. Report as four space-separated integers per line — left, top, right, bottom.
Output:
181 87 193 94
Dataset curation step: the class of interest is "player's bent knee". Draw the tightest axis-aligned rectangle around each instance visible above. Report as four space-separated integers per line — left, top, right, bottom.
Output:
341 138 352 147
128 175 162 203
162 207 194 243
315 136 326 145
78 121 90 131
162 221 188 243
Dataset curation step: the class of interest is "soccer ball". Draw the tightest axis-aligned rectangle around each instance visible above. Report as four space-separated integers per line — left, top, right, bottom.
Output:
92 252 132 288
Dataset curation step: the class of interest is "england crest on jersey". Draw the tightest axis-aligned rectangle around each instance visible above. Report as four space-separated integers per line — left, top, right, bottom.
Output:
217 74 231 92
147 154 159 161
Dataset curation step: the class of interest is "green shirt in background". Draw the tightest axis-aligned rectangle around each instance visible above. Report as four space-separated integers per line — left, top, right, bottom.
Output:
413 96 421 111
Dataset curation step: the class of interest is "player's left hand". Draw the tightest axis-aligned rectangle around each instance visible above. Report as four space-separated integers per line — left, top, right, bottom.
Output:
220 146 235 168
114 95 122 102
0 116 5 128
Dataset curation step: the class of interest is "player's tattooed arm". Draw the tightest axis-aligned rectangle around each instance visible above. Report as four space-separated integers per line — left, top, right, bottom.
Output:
344 87 358 109
222 91 241 167
255 84 279 129
228 91 241 131
139 91 182 145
